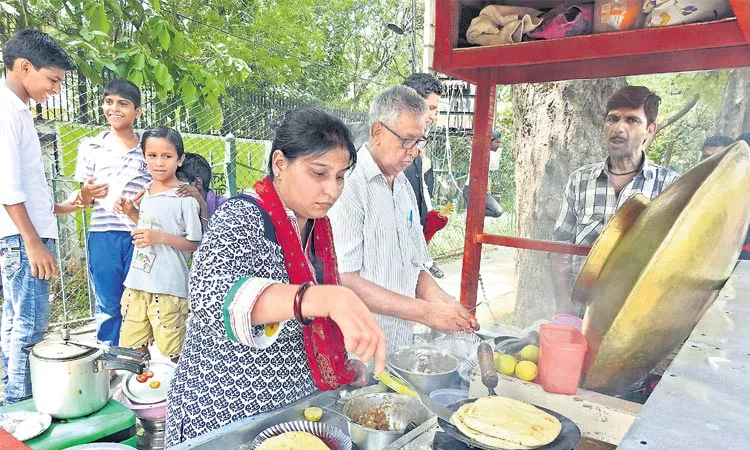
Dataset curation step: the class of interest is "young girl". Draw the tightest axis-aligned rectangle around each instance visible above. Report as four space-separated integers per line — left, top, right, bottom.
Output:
115 126 202 362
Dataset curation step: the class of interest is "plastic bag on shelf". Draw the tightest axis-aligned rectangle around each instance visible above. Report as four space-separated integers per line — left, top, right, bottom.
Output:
593 0 644 32
527 3 594 40
642 0 733 27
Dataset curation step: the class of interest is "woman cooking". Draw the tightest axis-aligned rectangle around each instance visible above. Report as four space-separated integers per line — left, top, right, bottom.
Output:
165 108 387 445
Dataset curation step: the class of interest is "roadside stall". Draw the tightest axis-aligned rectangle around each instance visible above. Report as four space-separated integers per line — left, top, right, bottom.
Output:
13 2 741 450
393 0 750 449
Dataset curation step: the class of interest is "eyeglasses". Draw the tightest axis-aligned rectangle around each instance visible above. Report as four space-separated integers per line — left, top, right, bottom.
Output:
379 122 428 150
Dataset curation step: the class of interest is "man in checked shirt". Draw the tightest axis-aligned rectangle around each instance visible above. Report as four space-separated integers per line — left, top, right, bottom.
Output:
550 86 679 318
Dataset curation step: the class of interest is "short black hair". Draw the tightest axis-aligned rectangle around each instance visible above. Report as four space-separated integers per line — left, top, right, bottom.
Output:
104 79 142 109
606 86 661 126
176 153 212 189
268 108 356 179
141 126 185 158
2 29 75 71
736 133 750 145
403 73 443 99
702 135 733 149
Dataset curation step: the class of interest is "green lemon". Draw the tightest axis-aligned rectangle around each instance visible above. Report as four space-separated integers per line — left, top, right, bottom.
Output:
515 361 538 381
519 345 540 364
304 406 323 422
495 354 517 376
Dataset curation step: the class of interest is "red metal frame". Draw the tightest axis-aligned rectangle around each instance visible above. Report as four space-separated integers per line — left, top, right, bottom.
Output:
435 0 750 309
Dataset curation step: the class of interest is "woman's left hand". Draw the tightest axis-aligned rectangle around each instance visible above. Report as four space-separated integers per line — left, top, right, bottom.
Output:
347 360 369 387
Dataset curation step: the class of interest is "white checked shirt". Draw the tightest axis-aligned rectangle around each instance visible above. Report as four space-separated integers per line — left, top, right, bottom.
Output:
0 83 57 239
553 158 679 246
329 145 432 352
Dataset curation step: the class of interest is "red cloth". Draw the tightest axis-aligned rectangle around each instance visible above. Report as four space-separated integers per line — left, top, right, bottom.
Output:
423 210 449 244
254 177 356 390
0 429 30 450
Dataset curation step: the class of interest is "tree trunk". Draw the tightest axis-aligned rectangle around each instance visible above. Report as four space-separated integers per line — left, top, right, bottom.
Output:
715 68 750 138
511 78 625 326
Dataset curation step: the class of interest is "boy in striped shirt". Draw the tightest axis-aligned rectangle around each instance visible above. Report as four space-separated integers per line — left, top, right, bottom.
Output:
73 79 151 346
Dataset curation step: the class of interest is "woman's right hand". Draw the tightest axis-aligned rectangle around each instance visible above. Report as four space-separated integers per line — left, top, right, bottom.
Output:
308 285 387 374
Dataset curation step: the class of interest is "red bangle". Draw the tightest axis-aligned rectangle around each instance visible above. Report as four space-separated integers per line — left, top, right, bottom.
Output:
294 282 314 325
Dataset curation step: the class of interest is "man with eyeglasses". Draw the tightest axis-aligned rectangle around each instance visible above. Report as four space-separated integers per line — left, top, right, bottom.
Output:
329 86 476 354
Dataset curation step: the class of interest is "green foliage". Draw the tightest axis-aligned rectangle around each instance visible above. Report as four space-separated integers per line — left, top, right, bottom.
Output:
4 0 417 115
628 71 729 170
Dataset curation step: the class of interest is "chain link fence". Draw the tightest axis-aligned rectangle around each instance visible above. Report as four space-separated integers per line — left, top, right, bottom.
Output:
0 63 366 328
423 80 516 262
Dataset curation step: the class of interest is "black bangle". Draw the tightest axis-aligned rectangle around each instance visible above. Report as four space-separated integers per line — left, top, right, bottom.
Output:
294 282 314 325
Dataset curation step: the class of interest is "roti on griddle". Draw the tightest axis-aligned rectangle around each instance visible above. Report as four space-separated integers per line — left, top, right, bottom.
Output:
459 396 562 447
257 431 330 450
451 405 533 449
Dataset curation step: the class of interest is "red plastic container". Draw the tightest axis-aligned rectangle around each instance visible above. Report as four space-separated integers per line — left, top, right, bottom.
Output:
539 324 588 395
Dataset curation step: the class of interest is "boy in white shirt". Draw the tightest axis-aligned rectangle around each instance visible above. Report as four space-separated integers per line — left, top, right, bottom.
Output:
0 30 76 404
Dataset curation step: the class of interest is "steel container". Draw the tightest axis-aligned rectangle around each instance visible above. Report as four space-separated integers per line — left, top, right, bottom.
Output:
387 348 460 394
342 393 432 450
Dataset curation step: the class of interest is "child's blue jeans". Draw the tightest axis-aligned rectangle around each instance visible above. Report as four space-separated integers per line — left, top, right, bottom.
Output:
0 234 55 404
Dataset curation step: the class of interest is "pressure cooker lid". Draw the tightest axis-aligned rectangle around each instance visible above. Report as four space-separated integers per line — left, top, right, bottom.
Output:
31 339 97 361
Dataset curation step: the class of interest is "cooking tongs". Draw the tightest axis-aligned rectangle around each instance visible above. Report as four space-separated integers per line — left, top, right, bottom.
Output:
381 364 454 423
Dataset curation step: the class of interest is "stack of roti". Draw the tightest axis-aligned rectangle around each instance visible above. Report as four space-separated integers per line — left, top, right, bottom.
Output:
257 431 330 450
450 396 562 449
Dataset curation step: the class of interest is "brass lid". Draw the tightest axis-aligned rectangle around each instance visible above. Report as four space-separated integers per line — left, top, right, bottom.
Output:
580 142 750 394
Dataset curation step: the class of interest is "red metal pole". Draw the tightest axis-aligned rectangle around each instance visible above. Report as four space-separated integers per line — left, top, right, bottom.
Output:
476 234 591 256
729 0 750 44
460 69 495 310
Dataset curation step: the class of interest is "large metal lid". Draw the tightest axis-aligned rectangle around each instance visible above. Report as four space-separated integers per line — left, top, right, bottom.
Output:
31 339 98 361
580 142 750 395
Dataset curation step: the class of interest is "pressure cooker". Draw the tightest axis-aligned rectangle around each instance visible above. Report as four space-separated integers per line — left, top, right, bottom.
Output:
27 330 146 419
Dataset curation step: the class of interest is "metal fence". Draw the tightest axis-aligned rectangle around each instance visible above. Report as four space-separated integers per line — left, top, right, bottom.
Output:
421 81 516 262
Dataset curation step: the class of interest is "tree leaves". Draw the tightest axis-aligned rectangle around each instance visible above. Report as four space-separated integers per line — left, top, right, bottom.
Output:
158 26 171 51
4 0 415 114
84 1 110 34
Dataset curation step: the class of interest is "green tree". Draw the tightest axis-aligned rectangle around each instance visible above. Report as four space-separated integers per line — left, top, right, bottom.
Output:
3 0 418 116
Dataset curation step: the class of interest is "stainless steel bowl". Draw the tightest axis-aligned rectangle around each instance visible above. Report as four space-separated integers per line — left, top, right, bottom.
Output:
342 393 432 450
387 348 460 393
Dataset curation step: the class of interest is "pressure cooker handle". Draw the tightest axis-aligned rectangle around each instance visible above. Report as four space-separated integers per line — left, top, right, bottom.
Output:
107 346 149 360
100 353 145 375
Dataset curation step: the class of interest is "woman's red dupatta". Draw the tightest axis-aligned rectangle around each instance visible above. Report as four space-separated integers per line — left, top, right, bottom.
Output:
254 177 356 390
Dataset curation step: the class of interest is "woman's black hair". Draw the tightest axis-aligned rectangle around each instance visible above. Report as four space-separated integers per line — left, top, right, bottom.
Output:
268 108 356 179
141 126 185 158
